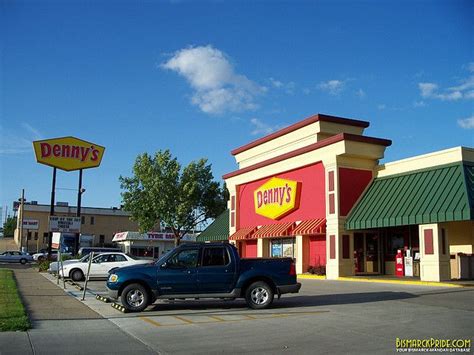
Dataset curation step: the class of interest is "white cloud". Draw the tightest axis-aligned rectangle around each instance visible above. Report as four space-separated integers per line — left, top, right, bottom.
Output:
0 123 43 155
318 80 345 95
413 101 426 107
466 62 474 73
457 115 474 129
249 118 281 136
356 89 366 98
269 77 296 94
377 104 386 110
418 68 474 101
162 45 265 115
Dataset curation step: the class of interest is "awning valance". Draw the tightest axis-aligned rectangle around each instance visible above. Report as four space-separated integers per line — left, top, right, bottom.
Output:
229 227 258 241
293 218 326 235
252 222 295 239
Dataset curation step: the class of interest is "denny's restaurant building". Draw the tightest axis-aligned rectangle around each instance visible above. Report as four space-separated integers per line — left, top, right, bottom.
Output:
223 114 474 281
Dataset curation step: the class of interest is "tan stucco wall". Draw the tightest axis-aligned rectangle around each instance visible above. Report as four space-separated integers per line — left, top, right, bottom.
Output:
442 221 474 254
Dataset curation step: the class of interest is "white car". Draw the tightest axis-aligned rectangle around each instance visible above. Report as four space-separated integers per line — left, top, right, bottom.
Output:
32 250 72 262
48 253 91 273
60 252 151 281
0 251 34 264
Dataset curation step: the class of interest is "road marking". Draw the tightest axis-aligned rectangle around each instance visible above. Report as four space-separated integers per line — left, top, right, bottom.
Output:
139 310 329 328
140 316 162 327
173 315 194 324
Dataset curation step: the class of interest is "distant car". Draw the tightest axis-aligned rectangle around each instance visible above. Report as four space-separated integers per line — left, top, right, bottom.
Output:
78 247 121 257
60 252 151 281
0 251 34 264
32 250 72 262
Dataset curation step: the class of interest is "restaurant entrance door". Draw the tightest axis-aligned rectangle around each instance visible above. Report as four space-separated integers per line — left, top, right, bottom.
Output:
354 233 381 274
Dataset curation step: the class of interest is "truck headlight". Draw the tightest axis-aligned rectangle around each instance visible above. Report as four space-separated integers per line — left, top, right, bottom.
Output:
109 274 119 283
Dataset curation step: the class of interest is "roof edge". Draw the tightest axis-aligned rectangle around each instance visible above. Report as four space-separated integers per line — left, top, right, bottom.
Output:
224 133 391 180
231 113 370 156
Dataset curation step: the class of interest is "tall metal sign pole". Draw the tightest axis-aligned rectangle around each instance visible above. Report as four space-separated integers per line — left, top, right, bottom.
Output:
19 189 25 251
47 168 57 258
32 137 105 258
75 169 83 255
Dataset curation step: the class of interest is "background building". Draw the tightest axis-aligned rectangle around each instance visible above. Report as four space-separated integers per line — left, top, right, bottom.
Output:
14 201 138 253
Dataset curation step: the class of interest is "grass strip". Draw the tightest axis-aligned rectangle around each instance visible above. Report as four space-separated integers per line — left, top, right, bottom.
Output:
0 269 30 331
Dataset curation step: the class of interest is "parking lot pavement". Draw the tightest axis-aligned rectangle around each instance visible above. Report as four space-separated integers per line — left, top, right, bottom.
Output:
41 274 474 355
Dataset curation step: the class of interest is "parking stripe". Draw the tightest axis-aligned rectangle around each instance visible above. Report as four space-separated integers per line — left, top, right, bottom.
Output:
207 315 225 322
140 316 162 327
173 315 194 324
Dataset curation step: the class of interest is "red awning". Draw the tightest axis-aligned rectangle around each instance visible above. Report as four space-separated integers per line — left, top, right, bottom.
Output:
252 222 296 239
292 218 326 235
229 227 258 241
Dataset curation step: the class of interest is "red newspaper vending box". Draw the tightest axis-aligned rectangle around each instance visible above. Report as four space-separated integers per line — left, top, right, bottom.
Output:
395 249 405 277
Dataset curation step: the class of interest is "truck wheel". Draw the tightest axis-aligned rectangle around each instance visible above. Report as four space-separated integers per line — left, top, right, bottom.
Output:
245 281 274 309
71 269 84 281
121 283 149 312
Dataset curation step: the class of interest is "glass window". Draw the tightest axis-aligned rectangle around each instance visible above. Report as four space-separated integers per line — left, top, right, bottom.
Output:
93 254 110 263
81 216 85 224
90 216 95 225
110 254 127 262
167 249 199 268
271 238 295 258
202 247 229 267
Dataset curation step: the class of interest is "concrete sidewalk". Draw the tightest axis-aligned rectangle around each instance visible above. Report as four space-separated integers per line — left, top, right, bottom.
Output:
0 265 156 355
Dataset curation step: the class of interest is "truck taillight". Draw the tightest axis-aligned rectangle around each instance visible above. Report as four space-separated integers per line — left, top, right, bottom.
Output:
289 262 296 276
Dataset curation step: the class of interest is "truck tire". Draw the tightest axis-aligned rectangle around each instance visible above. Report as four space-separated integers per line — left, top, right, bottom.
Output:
121 283 150 312
71 269 84 282
245 281 274 309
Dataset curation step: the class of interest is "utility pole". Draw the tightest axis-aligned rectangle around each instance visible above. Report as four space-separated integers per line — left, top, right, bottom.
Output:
19 189 25 251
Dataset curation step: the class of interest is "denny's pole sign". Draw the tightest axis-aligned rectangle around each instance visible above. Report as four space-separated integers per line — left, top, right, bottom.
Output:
33 136 105 171
32 136 105 256
254 177 301 220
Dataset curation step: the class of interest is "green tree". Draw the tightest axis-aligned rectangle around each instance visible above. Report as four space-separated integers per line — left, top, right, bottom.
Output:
3 217 17 237
120 150 227 245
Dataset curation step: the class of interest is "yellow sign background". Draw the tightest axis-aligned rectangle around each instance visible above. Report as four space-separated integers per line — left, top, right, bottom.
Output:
254 177 300 220
33 136 105 171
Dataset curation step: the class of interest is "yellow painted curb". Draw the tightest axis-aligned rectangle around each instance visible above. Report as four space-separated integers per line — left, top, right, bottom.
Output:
337 277 463 288
297 274 326 280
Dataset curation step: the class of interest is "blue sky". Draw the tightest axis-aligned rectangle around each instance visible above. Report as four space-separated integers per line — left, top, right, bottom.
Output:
1 0 473 220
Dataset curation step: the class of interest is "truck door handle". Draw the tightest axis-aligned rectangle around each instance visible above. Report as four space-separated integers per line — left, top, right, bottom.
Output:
185 270 191 274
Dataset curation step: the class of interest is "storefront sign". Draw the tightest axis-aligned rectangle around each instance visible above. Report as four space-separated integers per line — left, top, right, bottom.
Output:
22 219 39 230
33 136 105 171
112 231 196 242
254 177 301 220
49 216 81 233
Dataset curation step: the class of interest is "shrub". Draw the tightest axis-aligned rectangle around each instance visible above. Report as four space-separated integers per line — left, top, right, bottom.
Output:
307 265 326 275
38 260 52 272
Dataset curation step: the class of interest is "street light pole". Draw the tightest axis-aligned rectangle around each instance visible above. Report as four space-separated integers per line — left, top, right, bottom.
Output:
47 168 57 258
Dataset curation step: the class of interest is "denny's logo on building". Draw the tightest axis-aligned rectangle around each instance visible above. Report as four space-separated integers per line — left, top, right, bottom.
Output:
254 177 301 220
33 136 105 171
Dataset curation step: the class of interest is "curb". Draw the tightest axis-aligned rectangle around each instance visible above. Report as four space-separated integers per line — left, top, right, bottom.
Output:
298 274 326 280
298 274 468 287
96 295 111 303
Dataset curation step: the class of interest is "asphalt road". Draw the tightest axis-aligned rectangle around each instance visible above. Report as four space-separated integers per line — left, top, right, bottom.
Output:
63 277 474 354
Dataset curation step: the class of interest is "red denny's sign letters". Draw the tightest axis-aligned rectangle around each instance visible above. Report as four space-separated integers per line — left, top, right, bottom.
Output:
254 177 301 220
33 136 105 171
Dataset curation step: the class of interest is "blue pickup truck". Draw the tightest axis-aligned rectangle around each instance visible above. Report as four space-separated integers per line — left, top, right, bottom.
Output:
106 242 301 312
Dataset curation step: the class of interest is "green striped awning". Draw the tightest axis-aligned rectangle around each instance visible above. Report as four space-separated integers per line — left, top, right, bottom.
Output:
346 163 474 230
196 210 229 242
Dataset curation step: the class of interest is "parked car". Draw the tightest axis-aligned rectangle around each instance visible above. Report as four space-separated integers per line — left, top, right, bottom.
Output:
0 251 34 264
47 253 93 273
60 252 151 281
78 247 121 257
106 242 301 312
32 250 72 262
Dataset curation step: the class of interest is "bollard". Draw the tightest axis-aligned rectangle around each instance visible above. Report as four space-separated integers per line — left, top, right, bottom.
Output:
60 253 66 289
81 252 94 301
56 250 61 285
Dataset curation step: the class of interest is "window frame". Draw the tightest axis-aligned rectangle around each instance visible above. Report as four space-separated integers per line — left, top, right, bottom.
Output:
201 246 231 268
